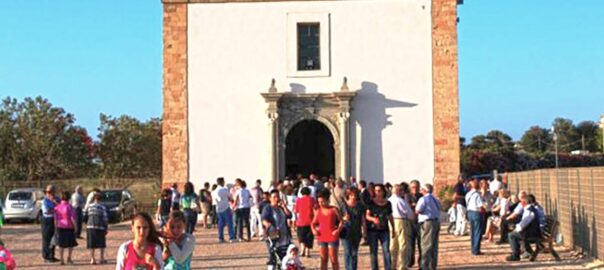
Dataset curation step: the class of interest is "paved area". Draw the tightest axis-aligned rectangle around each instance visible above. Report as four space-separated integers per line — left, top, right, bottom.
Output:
2 221 596 269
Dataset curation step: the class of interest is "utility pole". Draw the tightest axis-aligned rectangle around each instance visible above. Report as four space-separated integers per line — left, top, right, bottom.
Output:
538 136 542 152
552 126 559 168
599 115 604 154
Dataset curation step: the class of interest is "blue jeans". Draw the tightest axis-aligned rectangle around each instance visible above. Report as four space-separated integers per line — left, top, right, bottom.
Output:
217 208 235 241
368 230 391 270
342 238 360 270
183 208 198 234
468 210 483 255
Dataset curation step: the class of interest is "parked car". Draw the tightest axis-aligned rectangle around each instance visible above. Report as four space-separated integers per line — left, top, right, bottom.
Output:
3 188 44 223
99 189 138 223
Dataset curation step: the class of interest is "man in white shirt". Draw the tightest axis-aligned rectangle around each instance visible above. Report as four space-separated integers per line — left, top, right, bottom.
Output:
212 177 235 243
250 179 264 238
297 179 316 198
389 184 414 270
465 180 486 256
506 194 541 261
489 177 503 196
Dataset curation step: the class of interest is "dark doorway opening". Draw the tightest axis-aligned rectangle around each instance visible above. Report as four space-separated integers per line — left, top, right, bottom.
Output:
285 120 334 178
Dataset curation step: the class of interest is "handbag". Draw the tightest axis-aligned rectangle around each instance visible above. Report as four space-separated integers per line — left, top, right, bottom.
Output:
339 221 351 239
267 226 280 241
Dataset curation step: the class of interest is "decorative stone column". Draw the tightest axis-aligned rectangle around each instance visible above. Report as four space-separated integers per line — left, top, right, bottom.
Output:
338 111 350 180
261 79 284 183
334 77 355 181
268 112 279 183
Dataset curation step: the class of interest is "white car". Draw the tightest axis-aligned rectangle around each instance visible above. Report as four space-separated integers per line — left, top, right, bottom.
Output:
3 188 44 223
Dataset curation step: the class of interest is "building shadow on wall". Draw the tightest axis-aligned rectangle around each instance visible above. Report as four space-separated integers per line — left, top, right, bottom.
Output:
350 81 417 183
289 83 306 94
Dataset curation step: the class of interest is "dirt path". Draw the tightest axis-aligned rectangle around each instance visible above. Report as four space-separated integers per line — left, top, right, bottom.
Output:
2 221 595 269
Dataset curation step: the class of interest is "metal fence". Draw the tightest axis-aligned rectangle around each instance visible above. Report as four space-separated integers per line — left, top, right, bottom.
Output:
507 167 604 259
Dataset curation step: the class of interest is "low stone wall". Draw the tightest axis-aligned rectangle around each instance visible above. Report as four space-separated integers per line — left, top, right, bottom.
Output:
507 167 604 259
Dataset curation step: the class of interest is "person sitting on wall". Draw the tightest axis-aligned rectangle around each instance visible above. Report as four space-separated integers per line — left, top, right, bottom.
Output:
505 194 541 261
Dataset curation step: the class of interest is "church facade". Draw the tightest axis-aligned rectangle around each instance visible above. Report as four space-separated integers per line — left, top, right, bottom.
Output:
162 0 461 189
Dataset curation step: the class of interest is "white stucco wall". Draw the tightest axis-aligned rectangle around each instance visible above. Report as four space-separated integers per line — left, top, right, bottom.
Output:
187 0 435 186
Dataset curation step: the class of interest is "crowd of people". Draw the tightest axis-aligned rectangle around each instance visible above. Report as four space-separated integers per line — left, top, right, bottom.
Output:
449 176 548 262
188 174 442 270
0 172 549 270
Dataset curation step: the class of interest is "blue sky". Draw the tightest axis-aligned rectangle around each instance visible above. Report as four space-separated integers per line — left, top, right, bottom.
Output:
1 1 602 140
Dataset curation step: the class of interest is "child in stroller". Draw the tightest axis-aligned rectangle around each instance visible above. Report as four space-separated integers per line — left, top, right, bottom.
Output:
267 237 301 270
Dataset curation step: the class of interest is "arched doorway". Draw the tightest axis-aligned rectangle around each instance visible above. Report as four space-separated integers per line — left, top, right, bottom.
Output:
285 120 335 177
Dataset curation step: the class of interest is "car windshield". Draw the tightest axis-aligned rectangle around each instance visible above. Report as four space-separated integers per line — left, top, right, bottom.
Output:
8 192 32 201
100 191 122 202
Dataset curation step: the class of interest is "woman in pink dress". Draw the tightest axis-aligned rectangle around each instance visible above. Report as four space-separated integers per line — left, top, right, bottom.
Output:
54 191 78 265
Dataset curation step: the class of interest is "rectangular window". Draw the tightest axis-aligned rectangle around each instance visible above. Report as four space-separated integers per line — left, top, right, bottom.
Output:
287 13 330 77
297 23 320 71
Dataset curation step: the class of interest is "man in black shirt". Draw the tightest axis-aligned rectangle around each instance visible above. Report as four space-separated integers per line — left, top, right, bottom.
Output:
406 179 423 268
453 177 467 236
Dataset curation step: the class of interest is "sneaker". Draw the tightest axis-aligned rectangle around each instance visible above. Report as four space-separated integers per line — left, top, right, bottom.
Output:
218 239 225 243
229 239 235 243
505 255 520 261
495 240 507 245
521 252 531 259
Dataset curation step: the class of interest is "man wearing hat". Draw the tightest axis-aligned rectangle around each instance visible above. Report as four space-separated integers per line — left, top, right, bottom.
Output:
415 183 441 270
41 184 60 263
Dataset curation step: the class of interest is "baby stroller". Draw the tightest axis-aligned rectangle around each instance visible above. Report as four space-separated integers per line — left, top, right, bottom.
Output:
267 237 290 270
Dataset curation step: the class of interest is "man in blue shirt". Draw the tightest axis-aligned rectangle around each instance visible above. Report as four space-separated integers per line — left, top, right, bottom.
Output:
41 185 59 263
415 183 441 270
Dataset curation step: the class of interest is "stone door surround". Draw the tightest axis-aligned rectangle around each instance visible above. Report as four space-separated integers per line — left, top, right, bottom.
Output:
261 78 355 182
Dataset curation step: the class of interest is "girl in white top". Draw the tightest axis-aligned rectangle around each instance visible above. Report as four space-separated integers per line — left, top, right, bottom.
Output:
115 213 163 270
233 179 252 241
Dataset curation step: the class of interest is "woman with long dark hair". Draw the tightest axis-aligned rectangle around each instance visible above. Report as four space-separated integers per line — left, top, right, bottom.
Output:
341 187 365 270
116 212 163 270
181 182 202 234
365 184 394 270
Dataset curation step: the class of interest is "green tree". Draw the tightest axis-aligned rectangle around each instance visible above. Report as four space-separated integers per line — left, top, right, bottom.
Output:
519 126 552 155
0 97 95 180
574 121 600 152
97 114 162 179
551 118 578 153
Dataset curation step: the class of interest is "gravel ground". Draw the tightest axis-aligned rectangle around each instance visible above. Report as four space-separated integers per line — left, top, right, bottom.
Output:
2 221 596 269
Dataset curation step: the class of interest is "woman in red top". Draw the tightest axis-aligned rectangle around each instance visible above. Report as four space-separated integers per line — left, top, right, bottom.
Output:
312 188 343 270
